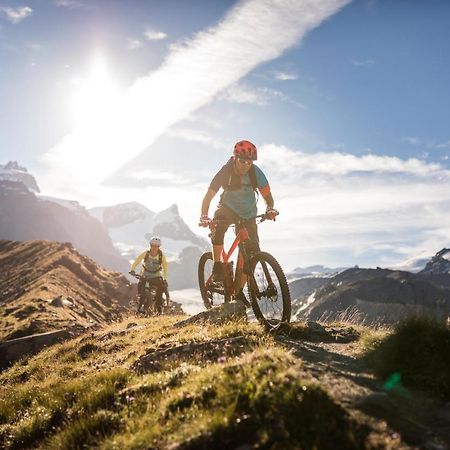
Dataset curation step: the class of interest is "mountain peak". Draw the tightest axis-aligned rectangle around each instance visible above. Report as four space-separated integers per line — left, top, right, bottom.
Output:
0 161 40 193
420 248 450 275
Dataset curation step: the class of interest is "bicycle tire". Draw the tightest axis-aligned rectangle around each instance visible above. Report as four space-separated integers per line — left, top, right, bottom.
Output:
198 252 229 309
247 251 291 330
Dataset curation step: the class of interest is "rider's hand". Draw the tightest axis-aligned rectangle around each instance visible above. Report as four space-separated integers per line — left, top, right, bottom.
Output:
265 207 279 221
199 214 211 227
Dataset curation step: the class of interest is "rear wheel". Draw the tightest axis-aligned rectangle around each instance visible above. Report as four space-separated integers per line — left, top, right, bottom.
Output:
198 252 229 309
247 251 291 331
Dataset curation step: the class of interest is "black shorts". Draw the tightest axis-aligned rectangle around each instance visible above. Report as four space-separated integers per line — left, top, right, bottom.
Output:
211 205 259 246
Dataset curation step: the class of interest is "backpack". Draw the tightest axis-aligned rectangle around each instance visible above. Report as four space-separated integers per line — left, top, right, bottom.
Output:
143 249 163 273
222 157 258 191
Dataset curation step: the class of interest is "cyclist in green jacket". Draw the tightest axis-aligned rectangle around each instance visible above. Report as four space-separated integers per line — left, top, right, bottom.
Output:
199 140 278 300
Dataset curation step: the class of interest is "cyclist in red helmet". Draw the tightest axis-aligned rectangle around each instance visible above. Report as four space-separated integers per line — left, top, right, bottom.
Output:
199 140 278 299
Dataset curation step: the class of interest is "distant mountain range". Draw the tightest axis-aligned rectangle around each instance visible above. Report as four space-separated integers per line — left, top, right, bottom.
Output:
0 161 209 289
291 249 450 326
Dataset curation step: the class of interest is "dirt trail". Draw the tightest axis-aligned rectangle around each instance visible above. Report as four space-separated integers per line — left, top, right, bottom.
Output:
278 333 450 450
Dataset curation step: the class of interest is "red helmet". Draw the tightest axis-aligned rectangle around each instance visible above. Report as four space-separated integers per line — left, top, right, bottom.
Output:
233 140 257 160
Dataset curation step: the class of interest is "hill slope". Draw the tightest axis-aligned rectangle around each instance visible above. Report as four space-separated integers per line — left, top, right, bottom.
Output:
0 317 449 449
0 239 130 341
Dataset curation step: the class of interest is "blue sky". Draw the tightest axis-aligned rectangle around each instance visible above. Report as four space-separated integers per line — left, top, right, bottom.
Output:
1 0 450 270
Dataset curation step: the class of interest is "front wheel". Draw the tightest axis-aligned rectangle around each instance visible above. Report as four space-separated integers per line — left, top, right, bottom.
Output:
198 252 230 309
247 251 291 331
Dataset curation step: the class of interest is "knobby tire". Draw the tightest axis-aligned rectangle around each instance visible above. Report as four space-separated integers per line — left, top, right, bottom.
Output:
247 251 291 331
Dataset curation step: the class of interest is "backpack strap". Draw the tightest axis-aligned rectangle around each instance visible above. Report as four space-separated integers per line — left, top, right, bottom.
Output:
223 158 257 191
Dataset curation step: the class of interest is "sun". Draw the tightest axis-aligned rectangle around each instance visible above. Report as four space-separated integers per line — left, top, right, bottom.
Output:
69 54 122 130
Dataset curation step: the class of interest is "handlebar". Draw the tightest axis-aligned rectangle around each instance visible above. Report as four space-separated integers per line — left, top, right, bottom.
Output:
204 212 278 229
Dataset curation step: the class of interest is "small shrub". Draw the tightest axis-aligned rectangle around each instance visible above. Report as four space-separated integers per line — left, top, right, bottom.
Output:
365 316 450 400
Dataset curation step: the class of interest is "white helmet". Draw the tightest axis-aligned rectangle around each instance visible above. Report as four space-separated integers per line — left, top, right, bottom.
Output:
149 236 161 247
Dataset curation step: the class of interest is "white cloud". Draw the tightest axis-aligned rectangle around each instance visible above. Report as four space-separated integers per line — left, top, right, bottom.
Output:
127 38 143 50
0 6 32 23
259 144 445 177
253 143 450 268
130 169 191 185
274 71 298 80
54 0 83 9
43 0 350 187
166 128 228 150
401 136 421 146
219 83 284 106
144 28 167 41
351 58 375 67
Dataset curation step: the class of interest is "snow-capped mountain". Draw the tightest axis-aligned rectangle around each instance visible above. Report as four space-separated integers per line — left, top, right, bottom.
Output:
387 253 431 273
0 178 129 274
420 248 450 275
89 202 209 262
286 265 347 281
0 161 40 193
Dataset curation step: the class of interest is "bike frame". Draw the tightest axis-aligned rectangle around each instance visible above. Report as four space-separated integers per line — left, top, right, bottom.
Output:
206 221 252 297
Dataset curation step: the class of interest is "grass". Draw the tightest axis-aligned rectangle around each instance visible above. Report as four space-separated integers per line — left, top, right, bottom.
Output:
364 316 450 400
0 316 372 449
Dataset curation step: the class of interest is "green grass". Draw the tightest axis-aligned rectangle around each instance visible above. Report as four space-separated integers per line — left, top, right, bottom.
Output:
0 316 372 449
364 316 450 400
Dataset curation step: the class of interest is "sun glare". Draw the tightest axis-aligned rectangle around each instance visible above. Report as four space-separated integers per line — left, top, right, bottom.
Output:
69 55 122 130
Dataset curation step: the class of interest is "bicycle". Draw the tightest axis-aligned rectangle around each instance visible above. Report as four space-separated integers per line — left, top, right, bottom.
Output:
130 273 165 316
198 213 291 330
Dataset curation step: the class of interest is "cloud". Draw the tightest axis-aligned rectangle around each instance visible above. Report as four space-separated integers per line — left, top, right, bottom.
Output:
253 143 450 268
219 83 285 106
127 38 143 50
54 0 84 9
401 136 421 146
144 28 167 41
259 144 445 177
351 58 375 67
274 71 298 80
0 6 32 23
42 0 351 191
166 128 228 150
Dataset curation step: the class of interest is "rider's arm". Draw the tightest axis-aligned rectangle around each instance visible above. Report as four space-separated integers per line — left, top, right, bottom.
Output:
201 188 217 216
161 254 168 280
255 166 274 208
130 251 147 273
201 164 228 216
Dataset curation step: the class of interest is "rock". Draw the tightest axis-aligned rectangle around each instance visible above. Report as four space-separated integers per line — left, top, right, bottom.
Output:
50 296 64 307
306 320 327 333
174 300 247 328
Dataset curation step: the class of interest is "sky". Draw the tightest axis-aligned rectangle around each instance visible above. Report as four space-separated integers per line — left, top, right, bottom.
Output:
1 0 450 271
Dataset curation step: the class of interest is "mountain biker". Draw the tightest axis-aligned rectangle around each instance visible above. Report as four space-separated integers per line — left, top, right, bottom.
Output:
129 236 169 313
199 140 278 302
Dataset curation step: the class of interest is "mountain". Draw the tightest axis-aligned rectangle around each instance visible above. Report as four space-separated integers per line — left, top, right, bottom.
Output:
0 179 129 274
387 253 431 273
89 202 209 289
89 202 208 261
420 248 450 275
0 161 40 193
0 239 131 342
287 264 347 281
293 265 450 326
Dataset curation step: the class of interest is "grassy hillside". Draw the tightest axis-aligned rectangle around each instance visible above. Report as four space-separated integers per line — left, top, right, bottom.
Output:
0 317 372 450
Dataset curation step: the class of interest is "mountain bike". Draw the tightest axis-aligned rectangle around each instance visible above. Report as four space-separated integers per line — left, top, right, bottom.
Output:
130 273 165 316
198 213 291 330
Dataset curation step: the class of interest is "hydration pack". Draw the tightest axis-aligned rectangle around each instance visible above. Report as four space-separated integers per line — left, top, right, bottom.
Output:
143 249 163 273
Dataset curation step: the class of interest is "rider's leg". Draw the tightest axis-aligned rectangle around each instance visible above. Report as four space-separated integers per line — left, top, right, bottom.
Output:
238 218 260 290
137 279 145 311
211 206 235 280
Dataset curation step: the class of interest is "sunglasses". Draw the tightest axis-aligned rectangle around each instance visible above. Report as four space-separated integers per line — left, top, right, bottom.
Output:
237 158 253 165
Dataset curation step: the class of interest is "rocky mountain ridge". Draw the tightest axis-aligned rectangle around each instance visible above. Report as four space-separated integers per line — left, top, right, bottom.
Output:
292 252 450 326
0 239 131 342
